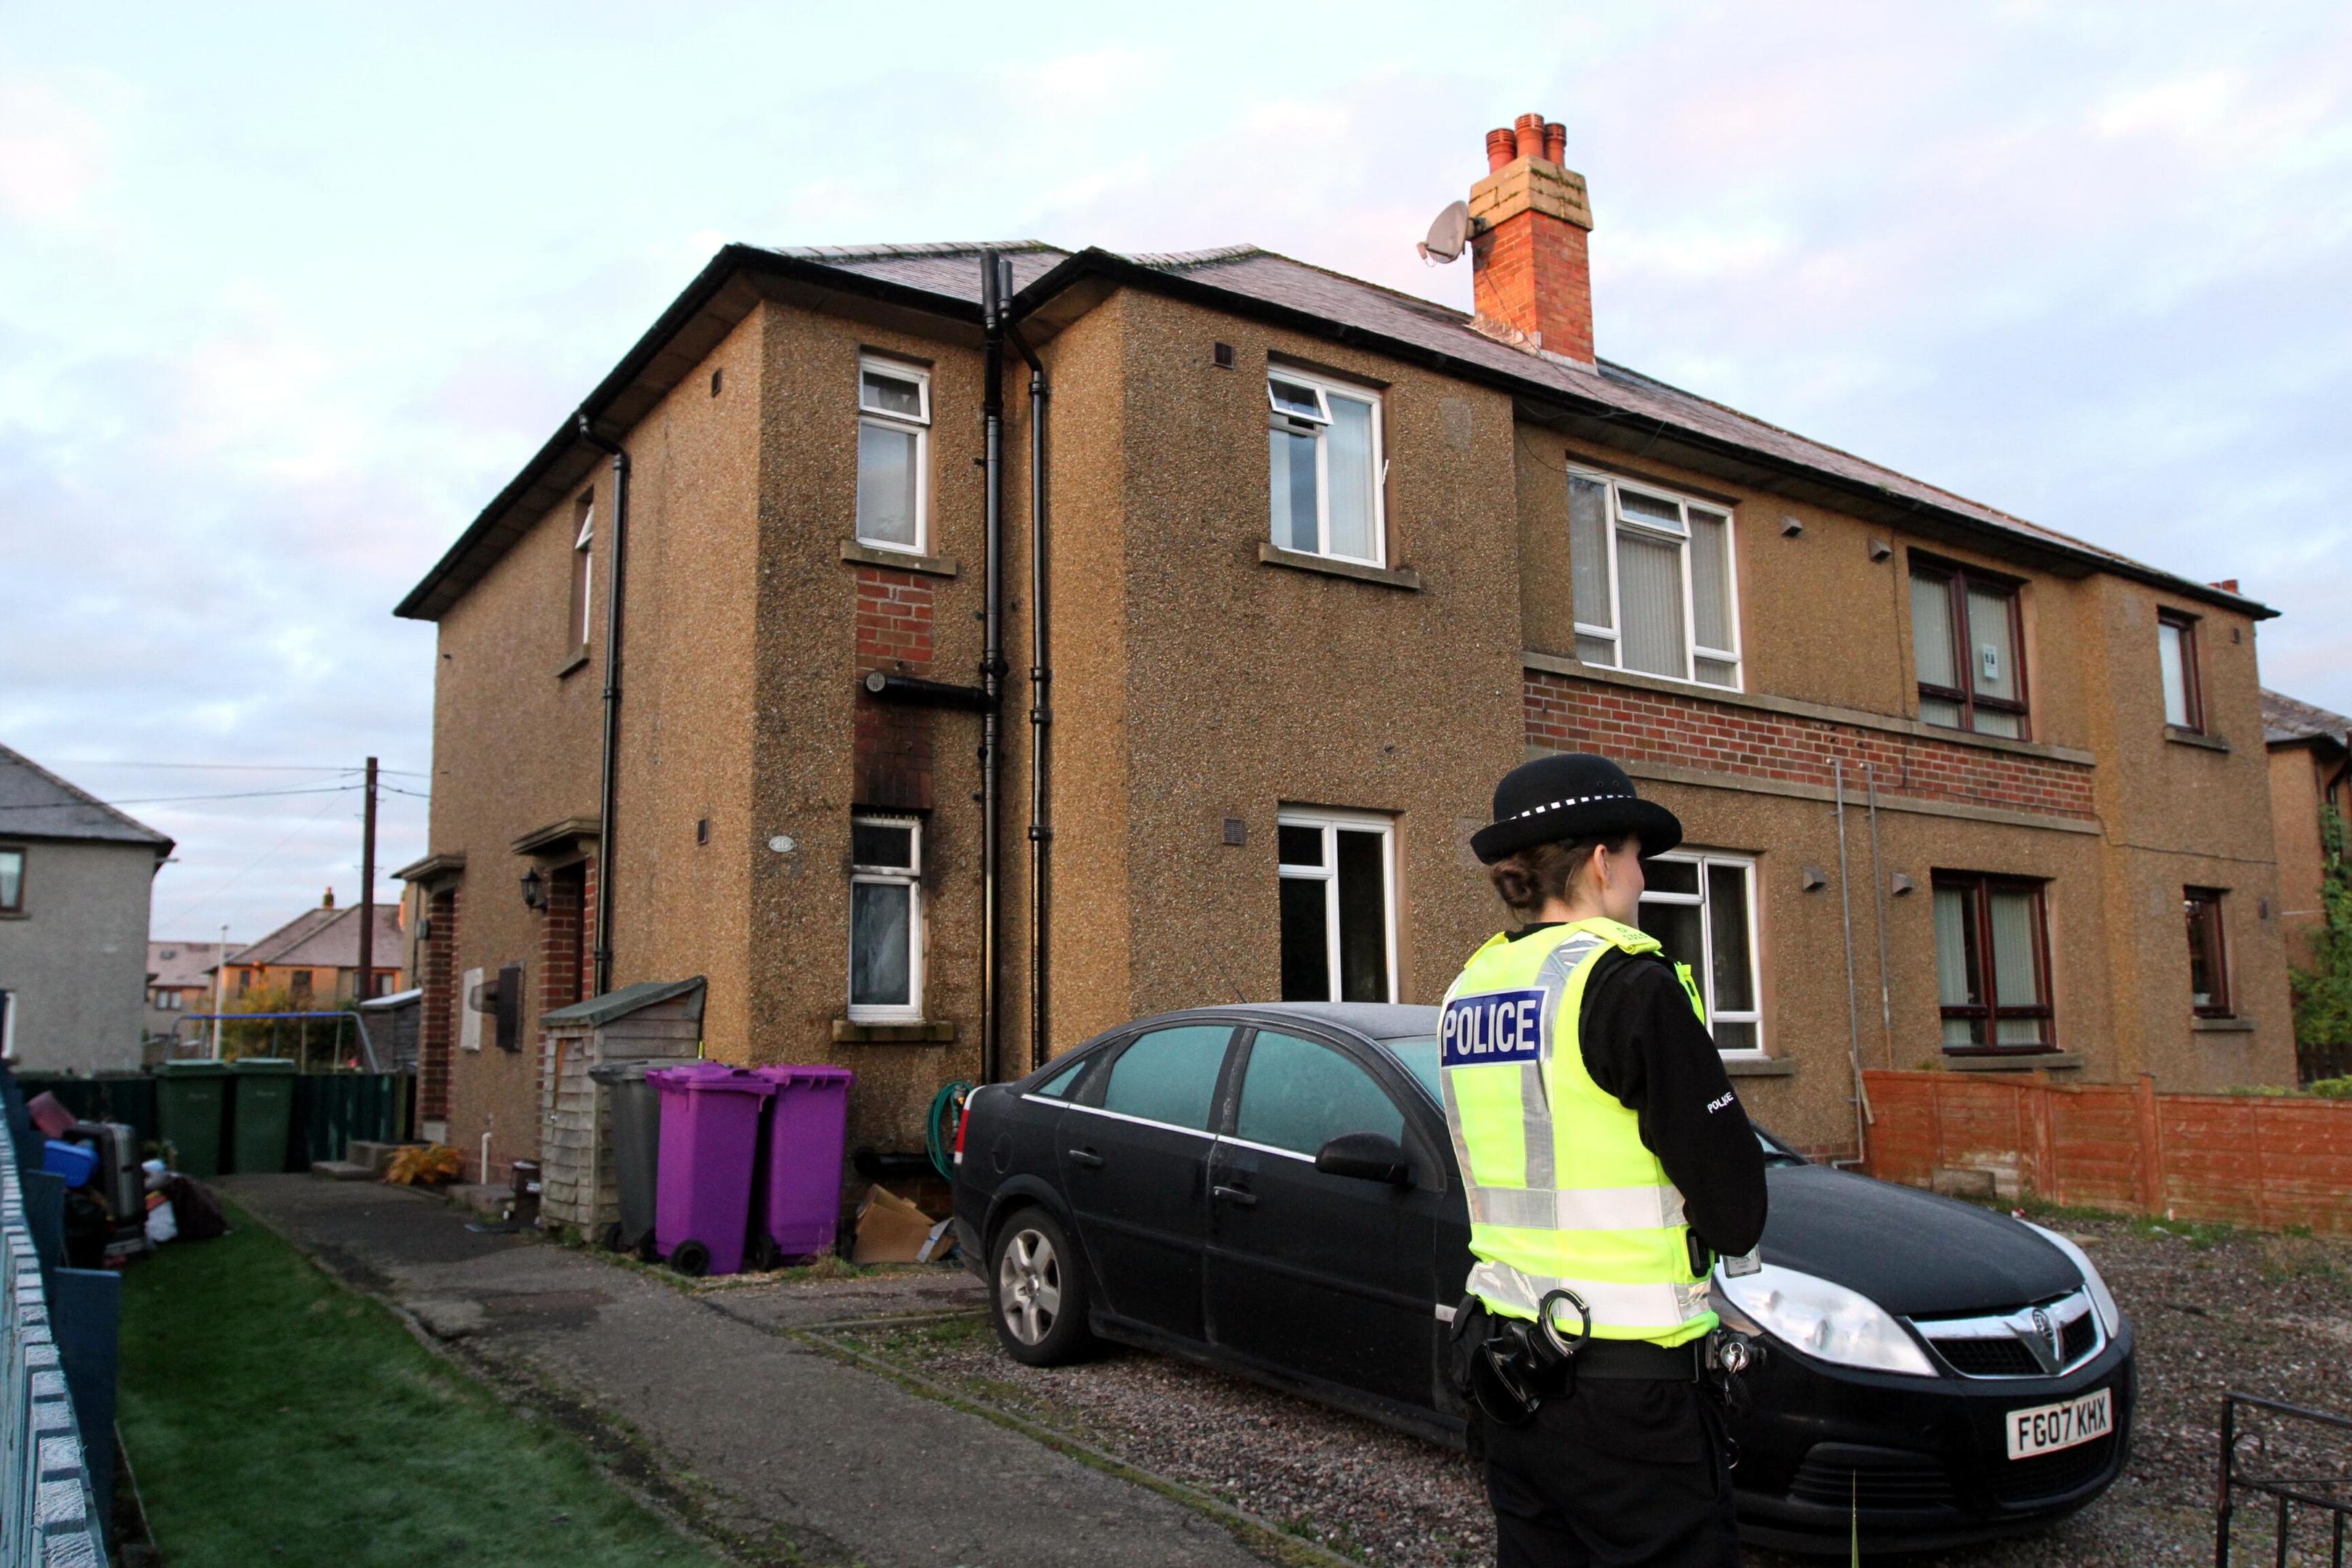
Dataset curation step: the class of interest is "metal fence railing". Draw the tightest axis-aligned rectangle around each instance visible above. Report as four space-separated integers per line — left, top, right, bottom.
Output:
1 1093 108 1565
2217 1391 2352 1566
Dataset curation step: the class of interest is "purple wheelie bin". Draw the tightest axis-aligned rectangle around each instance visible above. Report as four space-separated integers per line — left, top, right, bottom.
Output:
649 1063 775 1277
749 1065 854 1264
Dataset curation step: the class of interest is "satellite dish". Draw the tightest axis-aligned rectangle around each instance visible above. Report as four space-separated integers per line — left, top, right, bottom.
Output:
1417 200 1471 264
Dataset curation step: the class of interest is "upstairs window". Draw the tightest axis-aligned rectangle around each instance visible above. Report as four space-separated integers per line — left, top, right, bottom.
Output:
1932 873 2053 1053
2158 611 2204 732
0 846 22 914
1911 559 2028 738
1567 471 1741 689
1637 852 1763 1055
2184 887 2231 1017
570 493 595 648
1267 369 1384 565
849 814 923 1022
856 359 930 553
1276 811 1396 1003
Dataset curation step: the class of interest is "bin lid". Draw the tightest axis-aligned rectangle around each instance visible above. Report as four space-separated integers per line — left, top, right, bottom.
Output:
748 1064 854 1087
153 1061 233 1077
229 1058 300 1074
648 1063 776 1097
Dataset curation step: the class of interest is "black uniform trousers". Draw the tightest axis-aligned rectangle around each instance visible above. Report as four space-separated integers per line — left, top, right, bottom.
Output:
1482 1376 1740 1568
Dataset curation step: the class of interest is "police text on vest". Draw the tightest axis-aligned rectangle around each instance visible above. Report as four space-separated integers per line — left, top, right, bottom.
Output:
1441 989 1547 1068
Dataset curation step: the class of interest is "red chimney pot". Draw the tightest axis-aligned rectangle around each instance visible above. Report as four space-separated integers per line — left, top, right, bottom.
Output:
1543 122 1566 164
1485 128 1516 172
1469 107 1597 363
1514 113 1545 160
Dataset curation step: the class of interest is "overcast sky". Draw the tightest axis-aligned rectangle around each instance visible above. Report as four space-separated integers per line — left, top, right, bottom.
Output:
4 2 2348 947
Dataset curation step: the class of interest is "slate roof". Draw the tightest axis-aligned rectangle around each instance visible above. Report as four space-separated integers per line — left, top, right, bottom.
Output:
149 940 240 988
0 743 172 849
398 237 2276 626
232 904 404 970
2263 689 2352 750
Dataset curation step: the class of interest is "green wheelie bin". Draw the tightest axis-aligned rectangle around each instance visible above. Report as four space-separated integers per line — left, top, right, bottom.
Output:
229 1058 300 1174
153 1061 233 1177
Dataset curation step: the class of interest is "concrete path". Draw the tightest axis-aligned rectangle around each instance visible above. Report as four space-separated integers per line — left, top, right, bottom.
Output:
221 1176 1274 1568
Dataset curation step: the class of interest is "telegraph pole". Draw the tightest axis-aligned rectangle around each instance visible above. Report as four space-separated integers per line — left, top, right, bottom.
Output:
356 757 378 1007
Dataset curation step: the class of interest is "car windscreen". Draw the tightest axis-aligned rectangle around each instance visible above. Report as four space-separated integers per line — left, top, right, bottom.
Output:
1380 1036 1442 1103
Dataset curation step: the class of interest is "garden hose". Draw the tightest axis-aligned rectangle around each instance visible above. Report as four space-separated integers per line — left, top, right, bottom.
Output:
927 1080 973 1181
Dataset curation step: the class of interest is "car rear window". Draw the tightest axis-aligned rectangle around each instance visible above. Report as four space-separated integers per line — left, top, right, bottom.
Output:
1098 1025 1230 1130
1381 1036 1442 1103
1032 1054 1088 1098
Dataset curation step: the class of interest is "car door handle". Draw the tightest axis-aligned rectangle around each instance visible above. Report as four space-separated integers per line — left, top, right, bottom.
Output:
1067 1148 1105 1168
1212 1184 1258 1207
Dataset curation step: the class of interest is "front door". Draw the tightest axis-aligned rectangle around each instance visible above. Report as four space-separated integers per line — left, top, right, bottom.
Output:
1056 1023 1235 1344
1205 1027 1445 1408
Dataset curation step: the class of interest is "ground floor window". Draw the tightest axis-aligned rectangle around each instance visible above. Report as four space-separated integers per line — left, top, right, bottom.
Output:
1276 810 1395 1003
849 814 923 1022
2184 886 2231 1017
1932 873 2054 1051
1637 852 1763 1055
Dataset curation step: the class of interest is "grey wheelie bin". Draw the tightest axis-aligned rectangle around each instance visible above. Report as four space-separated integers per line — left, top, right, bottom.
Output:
589 1061 663 1257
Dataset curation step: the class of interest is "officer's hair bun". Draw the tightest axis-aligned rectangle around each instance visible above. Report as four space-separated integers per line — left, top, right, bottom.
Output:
1489 833 1636 920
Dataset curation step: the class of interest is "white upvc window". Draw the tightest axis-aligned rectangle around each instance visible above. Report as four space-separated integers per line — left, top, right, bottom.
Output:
1637 851 1764 1057
1275 809 1397 1004
855 358 931 553
849 814 924 1023
1267 369 1386 566
571 495 595 648
1568 470 1742 690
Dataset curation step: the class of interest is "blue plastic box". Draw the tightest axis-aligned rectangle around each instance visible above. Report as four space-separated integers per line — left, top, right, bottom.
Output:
42 1138 99 1188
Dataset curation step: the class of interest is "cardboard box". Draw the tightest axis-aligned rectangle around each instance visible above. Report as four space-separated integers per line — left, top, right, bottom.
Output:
852 1183 956 1265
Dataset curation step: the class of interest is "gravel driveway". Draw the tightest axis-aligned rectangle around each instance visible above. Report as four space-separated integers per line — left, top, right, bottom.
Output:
825 1211 2352 1564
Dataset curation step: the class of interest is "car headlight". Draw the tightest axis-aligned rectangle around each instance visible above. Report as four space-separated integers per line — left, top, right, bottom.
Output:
2024 1221 2123 1336
1715 1262 1938 1378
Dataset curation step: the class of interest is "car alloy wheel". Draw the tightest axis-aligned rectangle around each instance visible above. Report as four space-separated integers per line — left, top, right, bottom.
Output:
999 1225 1062 1346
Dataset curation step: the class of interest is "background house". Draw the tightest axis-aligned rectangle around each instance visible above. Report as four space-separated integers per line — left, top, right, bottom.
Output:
220 890 406 1005
2264 688 2351 1079
144 938 236 1054
0 743 173 1073
396 114 2296 1179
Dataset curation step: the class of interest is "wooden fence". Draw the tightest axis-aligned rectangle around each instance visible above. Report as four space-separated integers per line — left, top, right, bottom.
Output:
1861 1069 2352 1234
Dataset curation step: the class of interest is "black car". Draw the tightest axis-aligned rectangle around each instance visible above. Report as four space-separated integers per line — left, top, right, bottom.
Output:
952 1002 2135 1554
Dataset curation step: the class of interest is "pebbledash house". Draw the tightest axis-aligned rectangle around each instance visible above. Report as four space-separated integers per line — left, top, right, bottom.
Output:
394 113 2294 1180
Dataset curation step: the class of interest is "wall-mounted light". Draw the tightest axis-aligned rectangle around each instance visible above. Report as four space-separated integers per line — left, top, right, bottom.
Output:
520 866 545 911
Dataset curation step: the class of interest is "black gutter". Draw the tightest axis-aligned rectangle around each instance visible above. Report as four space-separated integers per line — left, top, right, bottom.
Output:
978 252 1008 1085
576 413 629 997
1007 321 1052 1077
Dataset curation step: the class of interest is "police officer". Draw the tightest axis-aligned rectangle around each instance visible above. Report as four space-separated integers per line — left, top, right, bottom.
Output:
1443 752 1767 1567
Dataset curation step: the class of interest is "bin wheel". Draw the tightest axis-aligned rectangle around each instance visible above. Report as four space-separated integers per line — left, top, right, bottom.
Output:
749 1236 781 1272
634 1234 658 1264
670 1239 711 1278
600 1222 624 1253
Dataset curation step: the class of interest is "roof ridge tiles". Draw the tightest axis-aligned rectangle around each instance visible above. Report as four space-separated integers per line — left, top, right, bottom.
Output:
761 240 1061 262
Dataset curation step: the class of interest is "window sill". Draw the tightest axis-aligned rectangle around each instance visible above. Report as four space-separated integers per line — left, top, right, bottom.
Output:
555 650 590 679
2165 727 2230 754
1522 653 2099 767
1257 542 1422 591
1943 1051 2084 1072
0 911 25 921
833 1018 956 1044
2192 1016 2257 1034
841 539 959 579
1722 1055 1795 1078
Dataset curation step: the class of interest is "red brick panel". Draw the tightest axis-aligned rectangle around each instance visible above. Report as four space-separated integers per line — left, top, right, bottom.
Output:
853 565 937 810
1473 216 1594 363
1525 672 2096 821
854 565 935 670
418 886 459 1122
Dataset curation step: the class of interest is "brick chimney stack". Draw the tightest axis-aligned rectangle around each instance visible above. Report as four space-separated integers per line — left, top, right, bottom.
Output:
1469 112 1596 364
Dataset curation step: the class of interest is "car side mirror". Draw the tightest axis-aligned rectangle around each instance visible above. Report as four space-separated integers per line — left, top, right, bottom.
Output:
1315 1131 1411 1185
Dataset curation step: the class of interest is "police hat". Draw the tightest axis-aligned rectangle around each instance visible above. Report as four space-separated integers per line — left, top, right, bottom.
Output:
1469 754 1683 865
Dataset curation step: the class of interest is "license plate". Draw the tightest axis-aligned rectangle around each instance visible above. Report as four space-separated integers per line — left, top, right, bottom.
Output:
2006 1388 2112 1459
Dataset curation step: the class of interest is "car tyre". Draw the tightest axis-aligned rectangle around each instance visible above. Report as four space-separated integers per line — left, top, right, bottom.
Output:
989 1207 1094 1365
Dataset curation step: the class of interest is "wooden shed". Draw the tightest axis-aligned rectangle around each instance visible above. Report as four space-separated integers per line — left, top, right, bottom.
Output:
537 977 705 1233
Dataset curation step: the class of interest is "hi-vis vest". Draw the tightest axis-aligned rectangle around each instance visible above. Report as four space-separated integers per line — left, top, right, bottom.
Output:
1440 918 1717 1347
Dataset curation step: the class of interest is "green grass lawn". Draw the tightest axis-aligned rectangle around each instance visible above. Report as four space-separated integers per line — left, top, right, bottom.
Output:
118 1201 728 1568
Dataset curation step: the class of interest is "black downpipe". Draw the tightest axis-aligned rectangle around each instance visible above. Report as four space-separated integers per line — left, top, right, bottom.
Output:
979 253 1007 1085
1008 323 1051 1076
577 414 630 997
